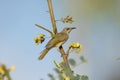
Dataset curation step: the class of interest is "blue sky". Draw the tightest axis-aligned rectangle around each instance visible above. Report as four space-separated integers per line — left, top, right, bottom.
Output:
0 0 120 80
0 0 56 80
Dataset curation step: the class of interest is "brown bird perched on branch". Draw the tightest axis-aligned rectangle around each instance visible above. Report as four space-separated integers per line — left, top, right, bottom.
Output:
38 27 76 60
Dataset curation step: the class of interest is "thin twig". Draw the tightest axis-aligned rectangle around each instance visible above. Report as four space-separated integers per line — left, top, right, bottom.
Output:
47 0 57 34
35 24 54 37
66 47 71 57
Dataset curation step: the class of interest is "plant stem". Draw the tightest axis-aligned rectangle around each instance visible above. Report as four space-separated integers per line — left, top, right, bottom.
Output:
47 0 71 70
66 47 71 57
35 24 54 37
47 0 57 34
59 46 71 70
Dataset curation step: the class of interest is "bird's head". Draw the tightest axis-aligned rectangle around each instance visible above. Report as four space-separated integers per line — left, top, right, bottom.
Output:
62 27 76 34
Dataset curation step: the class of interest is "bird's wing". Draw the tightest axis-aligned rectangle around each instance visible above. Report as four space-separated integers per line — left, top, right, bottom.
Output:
46 32 68 49
56 32 68 41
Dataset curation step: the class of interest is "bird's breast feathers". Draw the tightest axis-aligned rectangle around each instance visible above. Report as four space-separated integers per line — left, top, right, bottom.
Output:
56 41 64 48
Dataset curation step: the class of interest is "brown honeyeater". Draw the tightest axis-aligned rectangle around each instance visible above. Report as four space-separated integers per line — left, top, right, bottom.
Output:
38 27 76 60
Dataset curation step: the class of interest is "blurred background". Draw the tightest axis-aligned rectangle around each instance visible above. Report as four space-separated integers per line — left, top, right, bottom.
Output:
0 0 120 80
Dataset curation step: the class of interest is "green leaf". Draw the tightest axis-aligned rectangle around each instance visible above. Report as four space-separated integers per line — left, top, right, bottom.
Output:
69 59 76 66
81 75 89 80
53 61 60 68
80 56 87 63
76 74 81 79
53 68 60 73
48 74 55 80
58 74 64 80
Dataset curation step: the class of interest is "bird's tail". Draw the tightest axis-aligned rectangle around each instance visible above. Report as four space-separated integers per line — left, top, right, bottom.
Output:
38 48 49 60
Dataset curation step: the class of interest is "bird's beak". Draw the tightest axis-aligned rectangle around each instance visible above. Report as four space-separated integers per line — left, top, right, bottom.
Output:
71 27 76 29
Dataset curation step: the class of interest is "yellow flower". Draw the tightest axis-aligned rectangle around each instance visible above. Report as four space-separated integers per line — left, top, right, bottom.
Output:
61 73 66 78
62 16 74 23
69 42 82 48
9 66 15 71
65 76 70 80
39 34 45 37
34 37 41 45
69 42 83 53
0 67 5 75
62 73 70 80
34 33 45 45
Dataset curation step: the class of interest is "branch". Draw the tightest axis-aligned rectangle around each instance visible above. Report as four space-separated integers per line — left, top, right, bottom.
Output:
47 0 57 34
35 24 54 37
47 0 72 71
59 46 71 70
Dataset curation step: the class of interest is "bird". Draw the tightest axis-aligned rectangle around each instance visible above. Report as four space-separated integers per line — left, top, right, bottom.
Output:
38 27 76 60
